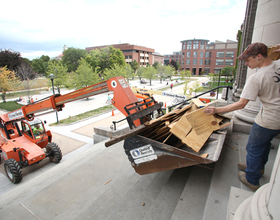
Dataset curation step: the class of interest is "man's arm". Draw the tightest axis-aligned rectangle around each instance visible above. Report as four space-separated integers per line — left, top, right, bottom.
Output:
204 98 249 115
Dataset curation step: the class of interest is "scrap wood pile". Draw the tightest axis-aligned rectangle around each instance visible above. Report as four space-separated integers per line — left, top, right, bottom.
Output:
139 99 231 156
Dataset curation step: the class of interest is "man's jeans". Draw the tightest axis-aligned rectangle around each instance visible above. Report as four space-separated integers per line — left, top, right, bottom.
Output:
245 123 280 185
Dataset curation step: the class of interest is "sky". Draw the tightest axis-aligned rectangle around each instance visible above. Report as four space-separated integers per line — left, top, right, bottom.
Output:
0 0 247 60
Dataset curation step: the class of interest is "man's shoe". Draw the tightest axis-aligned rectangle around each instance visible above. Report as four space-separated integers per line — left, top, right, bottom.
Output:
238 171 260 192
237 163 264 175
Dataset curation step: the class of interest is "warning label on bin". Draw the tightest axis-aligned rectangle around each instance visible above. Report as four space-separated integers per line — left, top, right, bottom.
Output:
130 144 155 159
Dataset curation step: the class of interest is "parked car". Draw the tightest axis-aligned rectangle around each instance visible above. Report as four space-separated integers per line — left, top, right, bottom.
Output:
140 79 147 84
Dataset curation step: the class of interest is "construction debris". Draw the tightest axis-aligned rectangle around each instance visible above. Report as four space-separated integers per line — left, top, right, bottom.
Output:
138 101 231 154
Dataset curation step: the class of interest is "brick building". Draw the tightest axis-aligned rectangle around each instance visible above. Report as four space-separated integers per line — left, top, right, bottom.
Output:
164 51 181 65
180 39 238 75
153 52 164 65
86 43 163 67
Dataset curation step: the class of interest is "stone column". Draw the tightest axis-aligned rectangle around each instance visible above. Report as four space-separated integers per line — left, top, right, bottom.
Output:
234 0 280 124
233 0 258 102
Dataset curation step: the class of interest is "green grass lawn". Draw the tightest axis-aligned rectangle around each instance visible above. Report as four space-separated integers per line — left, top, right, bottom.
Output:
0 101 23 112
50 105 115 126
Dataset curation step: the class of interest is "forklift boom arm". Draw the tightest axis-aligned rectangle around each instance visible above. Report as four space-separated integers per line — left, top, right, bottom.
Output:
1 77 142 125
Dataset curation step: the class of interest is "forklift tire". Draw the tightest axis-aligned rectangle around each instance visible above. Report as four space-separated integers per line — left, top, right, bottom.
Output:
46 142 62 163
4 159 23 184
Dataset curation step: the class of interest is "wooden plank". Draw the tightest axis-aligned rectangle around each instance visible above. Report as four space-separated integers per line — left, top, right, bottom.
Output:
153 131 171 141
163 133 172 143
185 107 220 136
182 129 212 153
200 153 209 158
105 120 162 147
191 98 206 108
183 103 199 115
147 111 177 125
218 122 231 130
169 116 192 140
149 127 170 139
175 103 192 115
214 115 224 124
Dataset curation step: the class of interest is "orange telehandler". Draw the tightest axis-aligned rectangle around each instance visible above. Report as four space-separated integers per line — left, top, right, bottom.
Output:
0 76 163 183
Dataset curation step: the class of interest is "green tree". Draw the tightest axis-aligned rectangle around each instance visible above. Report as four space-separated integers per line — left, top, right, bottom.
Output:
32 55 50 76
186 69 191 78
208 73 218 87
189 80 203 96
157 65 165 83
124 64 134 83
152 62 160 69
47 62 68 92
180 70 186 80
170 59 179 70
0 49 23 72
136 66 145 82
62 47 87 72
143 66 157 86
0 67 19 102
130 60 140 73
103 64 126 80
183 80 191 96
221 66 235 80
176 61 181 71
164 65 175 80
98 46 126 75
69 59 100 98
85 46 126 76
85 49 100 72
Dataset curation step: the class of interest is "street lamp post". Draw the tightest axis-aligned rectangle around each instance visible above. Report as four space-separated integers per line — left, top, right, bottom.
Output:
48 74 59 124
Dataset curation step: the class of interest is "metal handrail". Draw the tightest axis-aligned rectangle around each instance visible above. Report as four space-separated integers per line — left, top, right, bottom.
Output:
111 118 126 131
168 85 233 111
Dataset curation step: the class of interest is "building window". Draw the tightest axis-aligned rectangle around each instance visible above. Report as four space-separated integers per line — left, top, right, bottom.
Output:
216 59 224 65
200 41 204 49
225 59 233 65
215 69 221 74
193 59 197 65
205 59 211 65
193 51 197 58
187 41 192 49
193 41 199 49
217 52 224 57
187 52 191 57
205 52 211 58
181 59 184 65
183 43 185 50
182 52 185 58
186 59 190 65
200 52 204 58
200 59 203 65
204 68 210 74
226 51 234 57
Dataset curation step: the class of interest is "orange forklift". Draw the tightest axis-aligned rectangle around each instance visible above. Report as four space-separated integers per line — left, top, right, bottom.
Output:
0 76 163 183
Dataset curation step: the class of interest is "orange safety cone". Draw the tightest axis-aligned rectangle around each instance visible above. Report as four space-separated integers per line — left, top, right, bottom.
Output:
164 102 166 107
112 109 115 116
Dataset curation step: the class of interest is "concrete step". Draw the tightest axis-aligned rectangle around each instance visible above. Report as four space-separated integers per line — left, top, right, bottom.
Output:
106 170 174 220
143 167 192 220
171 165 214 220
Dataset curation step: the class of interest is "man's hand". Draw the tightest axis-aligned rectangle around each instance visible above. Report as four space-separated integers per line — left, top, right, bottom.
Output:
204 106 216 115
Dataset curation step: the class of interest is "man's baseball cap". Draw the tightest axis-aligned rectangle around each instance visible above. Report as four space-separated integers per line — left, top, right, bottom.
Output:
237 42 267 60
